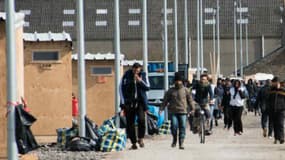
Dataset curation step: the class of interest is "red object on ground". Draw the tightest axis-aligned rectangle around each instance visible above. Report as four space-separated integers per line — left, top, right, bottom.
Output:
72 97 79 116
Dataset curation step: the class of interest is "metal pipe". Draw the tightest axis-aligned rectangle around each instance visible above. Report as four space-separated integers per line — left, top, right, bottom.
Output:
184 0 189 65
76 0 87 137
189 36 192 68
142 0 148 135
262 35 265 57
143 0 148 73
216 0 220 76
174 0 179 72
213 10 216 67
5 0 19 159
197 0 201 80
245 23 246 65
234 1 237 77
239 0 243 77
114 0 121 127
200 0 204 72
163 0 169 120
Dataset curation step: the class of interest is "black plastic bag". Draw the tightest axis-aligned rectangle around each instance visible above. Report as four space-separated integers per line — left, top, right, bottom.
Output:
15 104 38 154
66 137 96 151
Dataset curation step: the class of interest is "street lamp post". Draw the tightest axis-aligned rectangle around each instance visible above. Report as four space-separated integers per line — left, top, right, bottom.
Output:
5 0 19 159
114 0 121 127
184 0 189 66
174 0 179 72
239 0 243 77
234 1 237 76
163 0 169 120
76 0 87 136
200 0 204 72
216 0 220 76
197 0 201 79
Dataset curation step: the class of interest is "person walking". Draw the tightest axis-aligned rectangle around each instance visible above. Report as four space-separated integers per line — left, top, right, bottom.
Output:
209 78 219 131
160 72 195 150
120 63 150 149
221 78 232 130
256 80 273 138
230 80 246 136
268 77 285 144
246 79 257 113
214 78 224 126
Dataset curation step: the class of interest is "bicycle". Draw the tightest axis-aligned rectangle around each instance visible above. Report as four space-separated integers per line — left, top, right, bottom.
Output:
191 108 206 144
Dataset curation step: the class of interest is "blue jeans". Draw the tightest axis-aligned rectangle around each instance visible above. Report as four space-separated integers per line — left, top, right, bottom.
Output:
170 113 187 141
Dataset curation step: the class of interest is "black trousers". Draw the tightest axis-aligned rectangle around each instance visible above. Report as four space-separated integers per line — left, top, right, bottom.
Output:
125 102 146 144
273 110 285 141
224 106 232 129
261 109 273 136
232 106 243 133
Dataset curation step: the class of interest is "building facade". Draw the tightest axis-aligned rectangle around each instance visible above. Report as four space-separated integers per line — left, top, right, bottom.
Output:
23 32 73 135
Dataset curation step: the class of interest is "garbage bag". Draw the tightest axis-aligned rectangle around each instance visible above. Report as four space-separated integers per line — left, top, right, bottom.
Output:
148 105 165 127
66 136 97 151
100 128 127 152
85 116 99 141
15 104 38 154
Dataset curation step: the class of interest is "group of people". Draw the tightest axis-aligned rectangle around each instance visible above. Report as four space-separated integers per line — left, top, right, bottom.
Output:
118 62 285 151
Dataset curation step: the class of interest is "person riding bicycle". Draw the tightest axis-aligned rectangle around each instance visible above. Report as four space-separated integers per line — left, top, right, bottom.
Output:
192 74 214 135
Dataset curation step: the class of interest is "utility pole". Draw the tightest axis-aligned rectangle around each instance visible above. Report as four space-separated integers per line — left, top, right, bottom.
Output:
216 0 220 76
200 0 204 72
234 1 237 77
184 0 189 66
174 0 179 72
163 0 169 120
239 0 243 77
76 0 86 137
197 0 201 80
5 0 19 159
114 0 121 127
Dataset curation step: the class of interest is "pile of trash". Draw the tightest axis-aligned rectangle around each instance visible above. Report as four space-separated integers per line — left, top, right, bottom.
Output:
56 105 171 152
56 116 126 152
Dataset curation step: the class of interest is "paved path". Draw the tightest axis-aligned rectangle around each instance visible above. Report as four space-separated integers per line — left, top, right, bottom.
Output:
105 113 285 160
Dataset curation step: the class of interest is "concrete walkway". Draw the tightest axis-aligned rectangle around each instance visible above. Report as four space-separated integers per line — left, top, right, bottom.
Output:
106 113 285 160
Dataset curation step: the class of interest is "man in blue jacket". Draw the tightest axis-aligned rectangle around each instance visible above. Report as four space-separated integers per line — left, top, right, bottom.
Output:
120 63 150 149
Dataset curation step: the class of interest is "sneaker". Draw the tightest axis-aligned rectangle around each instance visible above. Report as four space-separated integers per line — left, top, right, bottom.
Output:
179 145 185 150
280 140 284 144
268 136 273 139
274 140 278 144
263 128 267 137
171 143 176 148
131 144 138 150
138 139 144 148
205 130 212 136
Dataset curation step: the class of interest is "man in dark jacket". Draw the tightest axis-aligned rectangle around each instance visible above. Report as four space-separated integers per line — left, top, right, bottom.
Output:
246 79 257 112
160 72 195 149
221 78 232 130
193 74 214 133
269 77 285 144
256 79 273 138
120 63 150 149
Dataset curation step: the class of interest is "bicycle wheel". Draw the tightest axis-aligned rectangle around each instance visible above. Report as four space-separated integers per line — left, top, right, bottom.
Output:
199 115 205 144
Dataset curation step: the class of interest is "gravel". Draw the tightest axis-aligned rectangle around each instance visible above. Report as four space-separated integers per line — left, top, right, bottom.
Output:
30 143 108 160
